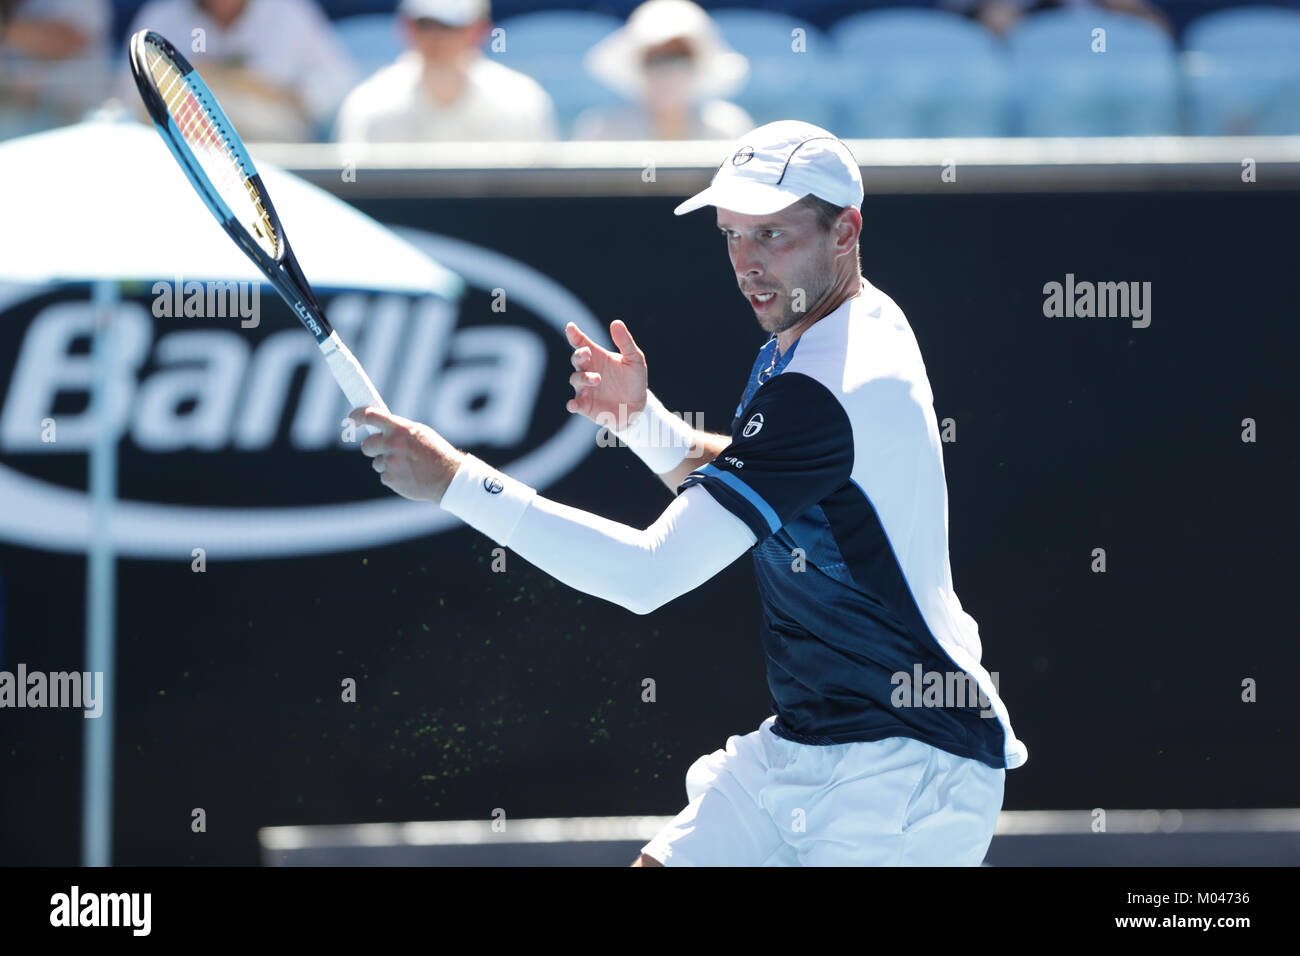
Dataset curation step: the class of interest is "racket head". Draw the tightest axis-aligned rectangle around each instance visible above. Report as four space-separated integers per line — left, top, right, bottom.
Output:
128 30 287 268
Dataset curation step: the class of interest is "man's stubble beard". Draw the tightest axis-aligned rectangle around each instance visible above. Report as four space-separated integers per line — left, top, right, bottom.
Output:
756 256 835 336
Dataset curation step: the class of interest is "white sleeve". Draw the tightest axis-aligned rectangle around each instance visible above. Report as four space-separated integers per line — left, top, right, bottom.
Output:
610 389 696 476
439 454 757 615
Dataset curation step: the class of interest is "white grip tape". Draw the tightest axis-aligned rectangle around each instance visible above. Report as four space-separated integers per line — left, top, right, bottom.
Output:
321 332 387 436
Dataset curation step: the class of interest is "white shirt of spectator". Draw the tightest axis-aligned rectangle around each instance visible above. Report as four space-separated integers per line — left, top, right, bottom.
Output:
334 49 558 144
121 0 358 141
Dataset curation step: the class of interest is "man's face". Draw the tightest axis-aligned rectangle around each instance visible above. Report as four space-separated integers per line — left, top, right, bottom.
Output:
716 202 836 335
406 16 486 67
200 0 250 29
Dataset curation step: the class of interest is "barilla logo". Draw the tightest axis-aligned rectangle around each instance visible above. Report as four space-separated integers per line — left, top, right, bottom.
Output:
0 230 599 559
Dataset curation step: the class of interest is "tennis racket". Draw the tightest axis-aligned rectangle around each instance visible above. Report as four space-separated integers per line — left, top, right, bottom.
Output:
128 29 387 433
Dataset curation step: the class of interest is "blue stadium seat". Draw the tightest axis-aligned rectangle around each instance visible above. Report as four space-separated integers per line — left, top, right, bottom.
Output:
830 9 1010 138
1005 9 1180 136
1182 7 1300 135
334 13 404 80
709 9 837 130
1155 1 1248 40
489 10 625 136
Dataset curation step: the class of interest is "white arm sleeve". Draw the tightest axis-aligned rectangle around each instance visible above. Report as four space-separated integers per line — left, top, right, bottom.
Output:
439 454 757 615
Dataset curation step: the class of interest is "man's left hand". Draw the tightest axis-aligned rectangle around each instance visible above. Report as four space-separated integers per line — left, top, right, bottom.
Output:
349 407 465 504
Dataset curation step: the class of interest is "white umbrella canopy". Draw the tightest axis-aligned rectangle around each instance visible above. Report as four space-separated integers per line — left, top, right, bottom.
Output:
0 115 466 872
0 116 463 297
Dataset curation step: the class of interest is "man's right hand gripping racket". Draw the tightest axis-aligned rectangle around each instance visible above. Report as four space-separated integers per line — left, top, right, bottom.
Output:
128 29 387 433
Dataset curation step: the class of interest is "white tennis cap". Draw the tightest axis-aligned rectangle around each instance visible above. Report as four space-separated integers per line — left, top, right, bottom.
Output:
398 0 489 27
674 120 863 217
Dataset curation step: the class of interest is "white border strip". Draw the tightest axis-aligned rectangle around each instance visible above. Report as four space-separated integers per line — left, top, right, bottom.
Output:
256 136 1300 172
259 809 1300 850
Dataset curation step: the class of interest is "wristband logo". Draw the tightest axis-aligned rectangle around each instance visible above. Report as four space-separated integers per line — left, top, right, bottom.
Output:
483 476 504 495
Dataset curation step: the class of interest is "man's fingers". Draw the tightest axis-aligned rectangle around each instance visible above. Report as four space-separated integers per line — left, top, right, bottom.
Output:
570 345 593 371
569 370 600 392
609 320 643 364
371 454 386 473
360 431 385 457
349 406 395 433
564 322 597 351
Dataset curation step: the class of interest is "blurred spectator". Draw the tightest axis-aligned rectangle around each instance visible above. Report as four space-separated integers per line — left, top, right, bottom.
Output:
121 0 358 141
0 0 112 139
334 0 557 143
574 0 752 141
944 0 1171 37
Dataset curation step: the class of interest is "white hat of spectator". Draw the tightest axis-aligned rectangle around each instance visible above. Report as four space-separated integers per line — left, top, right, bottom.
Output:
398 0 490 28
585 0 748 102
674 120 864 216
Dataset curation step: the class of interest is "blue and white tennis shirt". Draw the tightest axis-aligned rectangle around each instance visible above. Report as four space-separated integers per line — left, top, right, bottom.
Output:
679 278 1028 770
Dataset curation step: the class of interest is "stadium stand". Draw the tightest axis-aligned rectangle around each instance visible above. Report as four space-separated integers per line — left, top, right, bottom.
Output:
709 9 837 130
1182 6 1300 135
1005 7 1180 136
831 8 1010 138
34 1 1300 141
489 10 624 136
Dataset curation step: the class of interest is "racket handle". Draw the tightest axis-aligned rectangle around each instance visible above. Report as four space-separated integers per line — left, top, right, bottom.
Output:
320 332 388 437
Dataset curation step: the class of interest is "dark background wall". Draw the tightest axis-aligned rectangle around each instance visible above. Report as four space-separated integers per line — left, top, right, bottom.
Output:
1 188 1295 865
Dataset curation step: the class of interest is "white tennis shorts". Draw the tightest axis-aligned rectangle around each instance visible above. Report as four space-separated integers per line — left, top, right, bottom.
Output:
640 716 1004 866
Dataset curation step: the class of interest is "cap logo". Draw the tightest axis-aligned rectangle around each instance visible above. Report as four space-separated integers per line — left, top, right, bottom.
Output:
731 146 755 166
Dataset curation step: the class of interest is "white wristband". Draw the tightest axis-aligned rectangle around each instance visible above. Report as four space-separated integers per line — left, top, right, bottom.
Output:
439 454 537 546
611 390 694 475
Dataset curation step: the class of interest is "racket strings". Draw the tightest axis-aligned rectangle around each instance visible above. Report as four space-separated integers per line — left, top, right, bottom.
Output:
144 41 280 257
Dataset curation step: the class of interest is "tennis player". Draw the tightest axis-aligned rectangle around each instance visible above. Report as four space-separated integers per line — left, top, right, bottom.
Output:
352 120 1028 867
